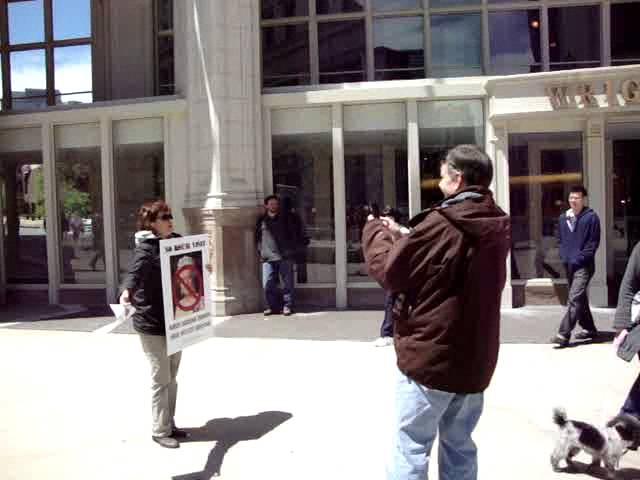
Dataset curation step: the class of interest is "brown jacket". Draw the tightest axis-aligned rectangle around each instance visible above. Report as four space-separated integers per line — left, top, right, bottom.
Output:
362 187 510 393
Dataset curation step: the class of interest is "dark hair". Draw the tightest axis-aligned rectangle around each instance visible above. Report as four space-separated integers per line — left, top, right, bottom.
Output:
442 145 493 188
569 185 588 197
264 194 279 205
381 205 401 222
137 200 171 232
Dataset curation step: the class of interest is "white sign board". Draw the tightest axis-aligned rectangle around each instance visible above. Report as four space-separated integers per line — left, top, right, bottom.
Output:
160 234 213 355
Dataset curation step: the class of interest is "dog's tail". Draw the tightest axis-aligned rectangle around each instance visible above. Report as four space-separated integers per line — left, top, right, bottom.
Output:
553 407 568 428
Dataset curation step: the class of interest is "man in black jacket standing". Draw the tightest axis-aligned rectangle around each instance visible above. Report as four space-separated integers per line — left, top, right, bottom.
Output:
255 195 303 316
551 186 601 348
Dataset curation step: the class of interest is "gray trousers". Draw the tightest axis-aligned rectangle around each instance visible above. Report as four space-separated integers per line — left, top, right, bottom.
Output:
139 333 182 437
558 266 597 339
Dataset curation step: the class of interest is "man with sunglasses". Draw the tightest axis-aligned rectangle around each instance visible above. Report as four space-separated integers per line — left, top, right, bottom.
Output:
362 145 510 480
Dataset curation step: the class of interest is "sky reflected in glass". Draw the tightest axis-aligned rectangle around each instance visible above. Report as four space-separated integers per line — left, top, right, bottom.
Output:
11 50 46 96
53 0 91 40
9 0 45 45
55 45 92 103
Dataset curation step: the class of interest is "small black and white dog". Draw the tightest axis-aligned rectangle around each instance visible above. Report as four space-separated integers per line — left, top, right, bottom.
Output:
550 407 640 478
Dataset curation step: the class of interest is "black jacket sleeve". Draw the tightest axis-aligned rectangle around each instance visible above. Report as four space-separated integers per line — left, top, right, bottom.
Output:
575 213 601 269
614 242 640 331
120 244 152 294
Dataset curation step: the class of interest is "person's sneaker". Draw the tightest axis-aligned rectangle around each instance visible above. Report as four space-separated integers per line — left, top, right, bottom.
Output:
373 336 393 347
550 334 569 348
172 427 190 439
263 308 274 316
574 330 598 341
152 436 179 448
283 306 292 316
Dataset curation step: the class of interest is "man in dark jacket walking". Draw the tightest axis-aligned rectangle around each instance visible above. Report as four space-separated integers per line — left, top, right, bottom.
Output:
551 186 601 348
255 195 304 316
362 145 510 480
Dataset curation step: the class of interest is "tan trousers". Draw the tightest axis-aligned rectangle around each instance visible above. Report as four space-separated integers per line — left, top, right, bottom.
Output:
139 333 182 437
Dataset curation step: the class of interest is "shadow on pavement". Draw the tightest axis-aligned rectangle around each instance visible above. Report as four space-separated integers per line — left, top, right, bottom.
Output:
556 460 640 479
172 410 293 479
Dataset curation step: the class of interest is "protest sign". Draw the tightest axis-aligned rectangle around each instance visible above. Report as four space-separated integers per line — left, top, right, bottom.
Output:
160 234 213 355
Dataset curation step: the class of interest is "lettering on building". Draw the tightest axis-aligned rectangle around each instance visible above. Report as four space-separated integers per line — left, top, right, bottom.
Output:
546 78 640 109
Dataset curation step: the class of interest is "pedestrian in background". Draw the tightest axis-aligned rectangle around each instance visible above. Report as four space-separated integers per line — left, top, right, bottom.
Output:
551 186 601 348
362 145 510 480
119 200 187 449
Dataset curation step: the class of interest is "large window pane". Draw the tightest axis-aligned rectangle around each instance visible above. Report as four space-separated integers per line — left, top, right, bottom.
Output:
344 103 408 283
11 50 47 110
612 2 640 65
509 132 583 281
431 0 480 7
54 45 93 105
262 0 308 19
489 10 541 75
319 20 366 84
419 100 483 210
9 0 44 45
317 0 364 14
372 0 420 12
374 16 424 80
549 6 600 71
431 14 482 78
262 24 310 88
54 124 103 284
0 128 47 284
53 0 91 40
272 108 335 284
114 119 165 280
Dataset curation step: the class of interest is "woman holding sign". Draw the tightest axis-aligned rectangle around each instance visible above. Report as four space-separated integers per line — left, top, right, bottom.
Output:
119 200 187 449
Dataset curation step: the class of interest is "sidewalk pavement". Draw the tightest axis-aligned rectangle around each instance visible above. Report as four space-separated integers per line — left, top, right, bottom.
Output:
1 310 640 480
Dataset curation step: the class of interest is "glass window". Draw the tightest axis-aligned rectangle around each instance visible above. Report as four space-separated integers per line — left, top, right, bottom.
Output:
489 10 541 75
157 36 174 95
262 24 310 87
489 0 538 3
8 0 45 45
509 132 583 281
54 45 93 105
54 124 103 284
431 14 482 78
319 20 366 84
114 119 165 281
157 0 173 31
611 2 640 65
262 0 309 19
11 50 47 110
272 108 335 284
372 0 420 12
418 100 483 210
0 128 47 284
549 6 600 71
53 0 91 40
374 16 424 81
344 103 408 283
430 0 480 7
317 0 364 14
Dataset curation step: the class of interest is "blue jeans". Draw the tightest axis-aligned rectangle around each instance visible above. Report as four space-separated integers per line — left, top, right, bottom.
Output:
389 369 484 480
380 292 394 338
621 371 640 418
262 260 294 310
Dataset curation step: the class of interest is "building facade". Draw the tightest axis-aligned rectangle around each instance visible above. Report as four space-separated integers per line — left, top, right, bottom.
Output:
1 0 640 313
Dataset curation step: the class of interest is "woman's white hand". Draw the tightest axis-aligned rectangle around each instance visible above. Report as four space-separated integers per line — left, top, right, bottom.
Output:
614 329 629 349
119 289 131 306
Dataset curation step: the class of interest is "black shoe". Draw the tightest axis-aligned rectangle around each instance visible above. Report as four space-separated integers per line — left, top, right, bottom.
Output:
550 335 569 348
574 330 598 341
172 428 190 439
152 436 179 448
283 306 292 316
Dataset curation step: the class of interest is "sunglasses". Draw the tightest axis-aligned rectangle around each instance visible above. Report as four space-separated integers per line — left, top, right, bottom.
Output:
159 214 173 221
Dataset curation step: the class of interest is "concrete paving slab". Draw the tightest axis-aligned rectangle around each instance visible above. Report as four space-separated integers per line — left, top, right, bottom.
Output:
1 328 640 480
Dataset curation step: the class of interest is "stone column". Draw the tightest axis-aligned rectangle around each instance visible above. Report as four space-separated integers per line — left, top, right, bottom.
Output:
175 0 264 315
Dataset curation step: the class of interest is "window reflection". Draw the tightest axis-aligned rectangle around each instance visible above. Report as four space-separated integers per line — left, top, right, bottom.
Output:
431 14 482 78
262 0 309 19
319 20 366 84
549 6 600 70
262 24 310 87
489 10 541 75
272 108 335 284
53 0 91 40
509 132 583 281
157 0 173 32
374 16 424 81
431 0 480 6
11 50 47 110
0 128 48 284
317 0 364 14
54 45 93 105
611 3 640 65
372 0 419 12
344 103 408 283
9 0 44 45
54 124 104 284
